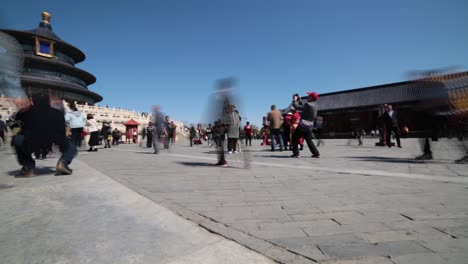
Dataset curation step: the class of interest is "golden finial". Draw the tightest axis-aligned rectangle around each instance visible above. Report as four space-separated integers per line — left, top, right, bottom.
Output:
41 12 51 24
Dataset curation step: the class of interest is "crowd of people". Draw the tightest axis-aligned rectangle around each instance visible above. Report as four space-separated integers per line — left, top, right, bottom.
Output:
2 84 467 177
258 92 321 158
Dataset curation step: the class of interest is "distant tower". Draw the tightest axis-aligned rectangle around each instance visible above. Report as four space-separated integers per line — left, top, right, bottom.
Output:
0 12 103 104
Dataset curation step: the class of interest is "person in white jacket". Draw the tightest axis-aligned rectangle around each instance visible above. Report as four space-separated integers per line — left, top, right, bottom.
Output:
64 103 86 148
84 113 99 151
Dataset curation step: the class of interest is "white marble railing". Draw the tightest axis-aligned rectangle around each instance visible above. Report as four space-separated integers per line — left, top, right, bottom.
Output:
0 96 189 139
72 101 189 138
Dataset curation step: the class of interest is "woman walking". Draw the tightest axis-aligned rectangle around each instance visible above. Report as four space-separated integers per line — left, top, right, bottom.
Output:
85 114 99 152
65 102 86 148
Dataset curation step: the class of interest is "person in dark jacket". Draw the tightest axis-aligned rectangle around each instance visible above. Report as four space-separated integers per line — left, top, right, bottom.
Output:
112 128 121 145
101 122 112 148
382 104 402 148
146 123 154 148
0 114 8 146
12 95 77 177
412 75 449 160
189 126 197 147
291 92 320 158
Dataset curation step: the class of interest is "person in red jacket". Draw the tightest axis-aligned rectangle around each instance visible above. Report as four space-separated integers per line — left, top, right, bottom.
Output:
243 121 253 146
288 106 304 151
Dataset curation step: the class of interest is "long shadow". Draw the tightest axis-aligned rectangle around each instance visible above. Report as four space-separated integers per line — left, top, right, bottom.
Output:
175 161 244 169
7 166 57 176
254 155 292 159
347 156 446 164
203 149 258 154
134 151 157 154
335 145 376 148
175 161 215 167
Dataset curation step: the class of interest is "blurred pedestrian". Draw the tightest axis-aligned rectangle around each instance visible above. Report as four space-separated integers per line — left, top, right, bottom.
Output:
101 122 112 148
151 106 166 154
227 104 240 153
0 114 8 146
12 95 76 177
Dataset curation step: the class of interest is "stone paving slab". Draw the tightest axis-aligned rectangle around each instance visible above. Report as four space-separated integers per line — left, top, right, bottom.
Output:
68 138 468 263
0 153 275 264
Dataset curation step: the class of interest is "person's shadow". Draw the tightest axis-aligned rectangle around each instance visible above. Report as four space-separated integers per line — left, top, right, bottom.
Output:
8 166 57 176
347 156 443 164
175 161 215 167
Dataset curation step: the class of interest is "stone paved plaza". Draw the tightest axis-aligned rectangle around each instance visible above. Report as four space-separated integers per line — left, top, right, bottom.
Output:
1 137 468 263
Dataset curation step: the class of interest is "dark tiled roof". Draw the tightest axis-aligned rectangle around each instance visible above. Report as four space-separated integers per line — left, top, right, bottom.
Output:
27 22 62 41
22 74 103 102
0 29 86 64
314 72 468 111
24 54 96 85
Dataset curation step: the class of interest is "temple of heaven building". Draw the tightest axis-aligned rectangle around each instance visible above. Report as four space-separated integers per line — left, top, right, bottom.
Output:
0 12 102 104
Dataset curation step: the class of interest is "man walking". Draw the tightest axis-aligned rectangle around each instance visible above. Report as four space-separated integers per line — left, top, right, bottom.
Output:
164 116 173 149
151 106 166 154
382 104 402 148
291 92 320 158
267 105 284 151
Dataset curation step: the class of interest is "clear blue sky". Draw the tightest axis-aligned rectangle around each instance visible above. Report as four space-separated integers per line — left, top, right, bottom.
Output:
2 0 467 126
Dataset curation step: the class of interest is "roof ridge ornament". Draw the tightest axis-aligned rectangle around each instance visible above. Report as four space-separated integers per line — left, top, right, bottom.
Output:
41 12 51 24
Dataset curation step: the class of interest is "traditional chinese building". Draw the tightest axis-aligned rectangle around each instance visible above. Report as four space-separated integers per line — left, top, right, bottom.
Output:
315 71 468 137
285 71 468 137
0 12 102 104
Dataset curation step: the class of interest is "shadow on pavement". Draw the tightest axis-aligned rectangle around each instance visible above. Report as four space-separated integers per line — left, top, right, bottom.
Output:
254 155 292 158
336 145 377 148
175 161 245 169
203 150 257 154
176 161 216 167
134 151 157 154
203 151 220 154
7 166 57 176
347 156 445 164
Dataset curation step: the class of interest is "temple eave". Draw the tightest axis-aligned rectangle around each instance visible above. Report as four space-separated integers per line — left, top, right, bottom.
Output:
22 75 103 102
24 54 96 85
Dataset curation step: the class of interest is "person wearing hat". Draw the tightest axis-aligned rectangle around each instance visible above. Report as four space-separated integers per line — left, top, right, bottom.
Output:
291 92 320 158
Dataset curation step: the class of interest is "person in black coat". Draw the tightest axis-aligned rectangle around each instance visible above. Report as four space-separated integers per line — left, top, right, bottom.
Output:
12 95 77 177
101 122 112 148
382 104 402 148
291 92 320 158
0 114 7 145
